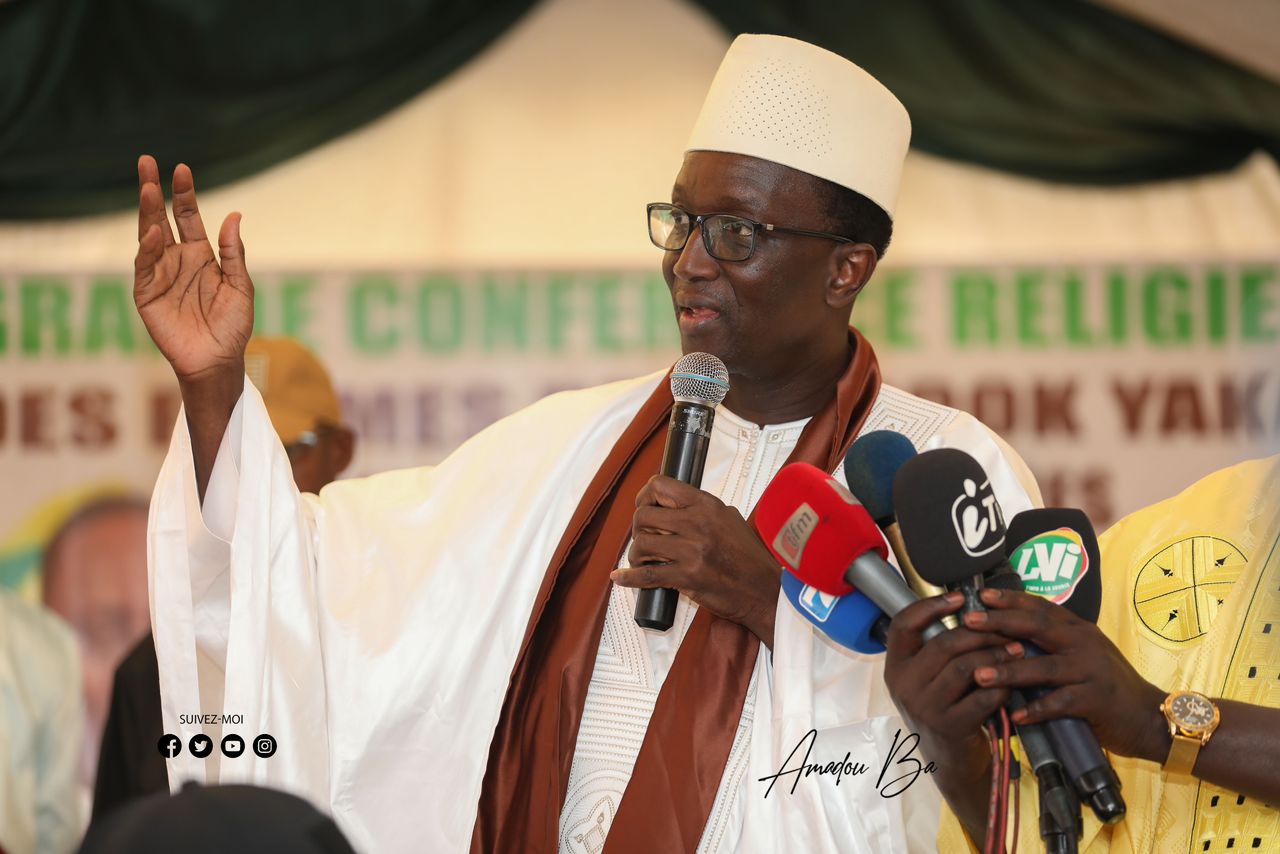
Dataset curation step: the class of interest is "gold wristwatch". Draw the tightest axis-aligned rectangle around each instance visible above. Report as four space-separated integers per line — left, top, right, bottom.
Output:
1160 690 1220 776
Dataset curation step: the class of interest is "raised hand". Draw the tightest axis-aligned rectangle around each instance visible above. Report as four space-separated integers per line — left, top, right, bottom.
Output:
134 155 253 499
134 155 253 382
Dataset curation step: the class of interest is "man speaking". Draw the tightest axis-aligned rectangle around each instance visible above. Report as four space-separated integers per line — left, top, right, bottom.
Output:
136 35 1039 852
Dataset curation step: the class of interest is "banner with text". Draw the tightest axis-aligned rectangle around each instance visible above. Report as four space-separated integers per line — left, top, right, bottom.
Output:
2 262 1277 593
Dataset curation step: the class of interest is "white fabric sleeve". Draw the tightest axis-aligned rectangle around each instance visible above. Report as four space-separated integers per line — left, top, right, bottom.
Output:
180 394 244 761
148 377 329 806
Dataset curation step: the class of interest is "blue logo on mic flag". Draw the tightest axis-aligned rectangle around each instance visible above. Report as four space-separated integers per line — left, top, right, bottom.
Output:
799 584 838 622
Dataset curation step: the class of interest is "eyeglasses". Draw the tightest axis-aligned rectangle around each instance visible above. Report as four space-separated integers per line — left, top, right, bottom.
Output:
647 202 853 262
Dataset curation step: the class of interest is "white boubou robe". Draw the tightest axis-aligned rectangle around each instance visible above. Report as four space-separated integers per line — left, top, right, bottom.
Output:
148 370 1040 853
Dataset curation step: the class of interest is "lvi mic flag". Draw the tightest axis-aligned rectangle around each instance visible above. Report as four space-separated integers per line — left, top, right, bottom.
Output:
1010 527 1090 605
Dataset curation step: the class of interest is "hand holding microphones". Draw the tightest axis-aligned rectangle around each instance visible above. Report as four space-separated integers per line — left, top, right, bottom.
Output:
959 555 1170 771
751 433 1181 847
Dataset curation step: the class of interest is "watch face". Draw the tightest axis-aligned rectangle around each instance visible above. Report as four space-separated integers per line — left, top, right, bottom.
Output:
1170 692 1216 730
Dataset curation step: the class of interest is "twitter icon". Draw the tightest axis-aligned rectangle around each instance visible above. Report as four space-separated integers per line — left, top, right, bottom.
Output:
189 734 213 758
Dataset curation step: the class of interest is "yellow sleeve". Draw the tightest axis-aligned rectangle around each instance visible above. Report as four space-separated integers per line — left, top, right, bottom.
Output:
936 803 984 853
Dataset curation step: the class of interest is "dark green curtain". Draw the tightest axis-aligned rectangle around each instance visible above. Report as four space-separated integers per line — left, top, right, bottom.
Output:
691 0 1280 185
0 0 538 219
5 0 1280 220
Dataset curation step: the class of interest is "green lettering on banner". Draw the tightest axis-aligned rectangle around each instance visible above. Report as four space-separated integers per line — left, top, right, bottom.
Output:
349 275 399 354
280 277 315 344
641 273 678 350
1062 272 1094 347
20 277 71 355
884 270 918 348
1241 266 1277 343
251 282 268 336
850 273 883 345
545 275 575 351
951 271 998 346
85 278 136 354
1106 270 1128 345
1143 268 1191 345
592 275 624 352
418 274 463 353
1015 269 1049 347
481 276 529 351
1205 267 1228 344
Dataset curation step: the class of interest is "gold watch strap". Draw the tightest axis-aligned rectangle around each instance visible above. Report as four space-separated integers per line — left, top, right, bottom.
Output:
1164 732 1202 776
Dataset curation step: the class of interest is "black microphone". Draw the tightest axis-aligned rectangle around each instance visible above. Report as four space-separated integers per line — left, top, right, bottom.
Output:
995 508 1121 823
1003 508 1120 826
894 450 1125 825
876 451 1080 840
633 352 730 631
1006 508 1101 623
1005 508 1105 853
984 570 1083 851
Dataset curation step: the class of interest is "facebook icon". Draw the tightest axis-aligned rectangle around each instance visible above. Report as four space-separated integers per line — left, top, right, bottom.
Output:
156 733 182 759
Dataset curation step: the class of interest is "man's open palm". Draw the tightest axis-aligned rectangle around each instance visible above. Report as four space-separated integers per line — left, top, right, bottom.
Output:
133 155 253 381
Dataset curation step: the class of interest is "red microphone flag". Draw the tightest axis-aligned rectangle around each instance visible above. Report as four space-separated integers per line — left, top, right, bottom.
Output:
753 462 889 596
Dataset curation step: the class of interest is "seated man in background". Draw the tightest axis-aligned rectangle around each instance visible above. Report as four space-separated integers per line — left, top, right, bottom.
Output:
42 495 150 804
0 591 84 854
889 454 1280 852
91 336 354 822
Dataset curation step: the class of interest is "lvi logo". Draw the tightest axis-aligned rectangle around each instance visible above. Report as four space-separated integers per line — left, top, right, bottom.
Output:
1011 527 1090 604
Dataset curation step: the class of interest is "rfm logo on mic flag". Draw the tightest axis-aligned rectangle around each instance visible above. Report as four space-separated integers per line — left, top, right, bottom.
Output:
950 477 1005 557
772 503 819 568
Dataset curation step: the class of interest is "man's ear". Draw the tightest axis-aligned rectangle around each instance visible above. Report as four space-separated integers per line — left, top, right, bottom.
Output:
826 243 879 309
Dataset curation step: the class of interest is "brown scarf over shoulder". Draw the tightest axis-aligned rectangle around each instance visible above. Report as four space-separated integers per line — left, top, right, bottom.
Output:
471 330 881 853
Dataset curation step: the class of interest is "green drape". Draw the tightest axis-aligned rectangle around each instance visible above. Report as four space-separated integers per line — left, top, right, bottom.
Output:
690 0 1280 185
4 0 1280 220
0 0 538 220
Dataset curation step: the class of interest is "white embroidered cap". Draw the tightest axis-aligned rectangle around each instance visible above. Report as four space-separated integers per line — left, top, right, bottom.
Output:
686 34 911 218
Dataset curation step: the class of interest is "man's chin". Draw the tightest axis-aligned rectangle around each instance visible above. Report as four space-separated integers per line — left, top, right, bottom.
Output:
677 331 733 366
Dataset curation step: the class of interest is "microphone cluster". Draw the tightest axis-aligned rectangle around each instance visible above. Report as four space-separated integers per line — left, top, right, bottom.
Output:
753 431 1126 854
